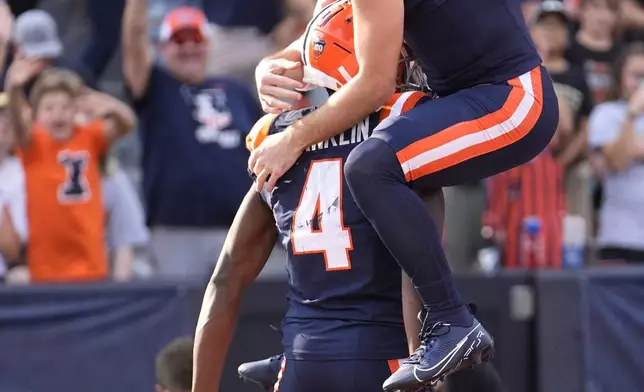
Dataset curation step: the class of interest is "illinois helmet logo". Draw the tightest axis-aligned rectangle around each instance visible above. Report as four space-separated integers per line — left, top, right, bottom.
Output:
313 38 326 59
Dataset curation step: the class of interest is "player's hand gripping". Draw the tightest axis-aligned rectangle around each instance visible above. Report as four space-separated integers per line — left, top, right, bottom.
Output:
256 58 306 114
249 129 304 192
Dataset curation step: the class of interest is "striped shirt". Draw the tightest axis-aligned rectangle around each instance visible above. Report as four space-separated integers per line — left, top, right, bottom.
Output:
485 149 566 268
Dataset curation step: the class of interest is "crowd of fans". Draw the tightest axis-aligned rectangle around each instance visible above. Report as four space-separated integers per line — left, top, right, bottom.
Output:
1 0 644 286
452 0 644 270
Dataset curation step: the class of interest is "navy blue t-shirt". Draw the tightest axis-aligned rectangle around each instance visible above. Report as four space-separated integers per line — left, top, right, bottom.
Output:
250 92 431 360
133 65 261 228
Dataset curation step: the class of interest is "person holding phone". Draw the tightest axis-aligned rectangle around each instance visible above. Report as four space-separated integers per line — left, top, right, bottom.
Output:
589 43 644 263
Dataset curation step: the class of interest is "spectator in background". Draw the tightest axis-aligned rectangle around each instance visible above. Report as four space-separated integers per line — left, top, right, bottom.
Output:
155 338 193 392
563 0 583 19
6 0 40 17
566 0 621 104
588 43 644 264
74 86 150 282
0 92 27 281
620 0 644 42
122 1 261 279
0 2 11 78
6 64 135 283
532 1 595 237
3 9 96 90
80 0 125 80
204 0 315 87
484 99 573 269
443 181 487 272
566 0 621 234
0 6 23 280
101 156 149 282
270 0 318 49
521 0 543 22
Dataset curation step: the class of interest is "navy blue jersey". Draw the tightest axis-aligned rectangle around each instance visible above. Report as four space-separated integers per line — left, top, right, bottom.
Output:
402 0 542 95
248 92 430 360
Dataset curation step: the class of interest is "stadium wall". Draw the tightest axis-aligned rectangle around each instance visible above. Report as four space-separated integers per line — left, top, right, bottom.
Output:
1 270 643 392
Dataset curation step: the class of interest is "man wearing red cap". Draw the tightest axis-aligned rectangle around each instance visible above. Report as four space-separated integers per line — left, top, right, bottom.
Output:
122 0 262 279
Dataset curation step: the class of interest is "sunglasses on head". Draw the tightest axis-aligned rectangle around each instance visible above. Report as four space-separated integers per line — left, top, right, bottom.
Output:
171 29 205 44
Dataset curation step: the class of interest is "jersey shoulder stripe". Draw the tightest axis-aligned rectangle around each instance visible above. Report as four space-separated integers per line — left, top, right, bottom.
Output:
246 92 430 152
246 113 276 152
246 107 318 152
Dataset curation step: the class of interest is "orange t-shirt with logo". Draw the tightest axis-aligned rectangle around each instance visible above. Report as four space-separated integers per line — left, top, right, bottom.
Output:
16 121 108 282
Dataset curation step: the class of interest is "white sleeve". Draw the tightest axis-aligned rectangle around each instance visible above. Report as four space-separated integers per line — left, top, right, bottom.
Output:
588 103 626 149
103 170 149 248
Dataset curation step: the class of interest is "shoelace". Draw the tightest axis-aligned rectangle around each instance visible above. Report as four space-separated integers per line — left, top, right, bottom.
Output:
403 304 478 365
404 311 451 365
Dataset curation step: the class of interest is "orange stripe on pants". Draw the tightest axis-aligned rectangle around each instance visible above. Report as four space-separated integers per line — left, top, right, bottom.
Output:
397 67 544 182
388 359 402 374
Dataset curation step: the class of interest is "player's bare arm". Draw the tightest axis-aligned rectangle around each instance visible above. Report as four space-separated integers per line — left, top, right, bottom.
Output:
289 0 403 143
192 188 277 392
255 0 337 113
249 0 404 191
5 59 47 146
122 0 153 99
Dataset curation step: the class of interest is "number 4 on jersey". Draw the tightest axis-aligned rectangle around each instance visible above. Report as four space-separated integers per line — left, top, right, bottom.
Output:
291 159 354 270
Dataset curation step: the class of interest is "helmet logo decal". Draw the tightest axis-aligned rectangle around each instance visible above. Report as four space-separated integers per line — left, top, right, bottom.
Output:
313 38 326 60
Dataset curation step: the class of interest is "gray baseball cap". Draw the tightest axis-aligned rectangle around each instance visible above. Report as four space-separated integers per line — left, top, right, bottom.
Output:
13 10 63 59
534 0 570 25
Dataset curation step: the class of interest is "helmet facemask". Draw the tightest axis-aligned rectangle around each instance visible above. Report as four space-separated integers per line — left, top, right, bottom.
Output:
396 45 430 94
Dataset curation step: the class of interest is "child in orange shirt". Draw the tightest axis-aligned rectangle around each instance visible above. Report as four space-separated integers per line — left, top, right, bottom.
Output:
6 60 136 283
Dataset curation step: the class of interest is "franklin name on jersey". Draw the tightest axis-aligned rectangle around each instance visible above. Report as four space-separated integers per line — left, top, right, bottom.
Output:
306 117 370 152
246 92 430 361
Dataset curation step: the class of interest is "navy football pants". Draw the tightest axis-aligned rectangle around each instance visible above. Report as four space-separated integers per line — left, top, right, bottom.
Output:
274 358 401 392
344 66 558 326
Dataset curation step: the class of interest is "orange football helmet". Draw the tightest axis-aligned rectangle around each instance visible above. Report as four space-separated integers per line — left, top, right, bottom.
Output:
301 0 427 92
